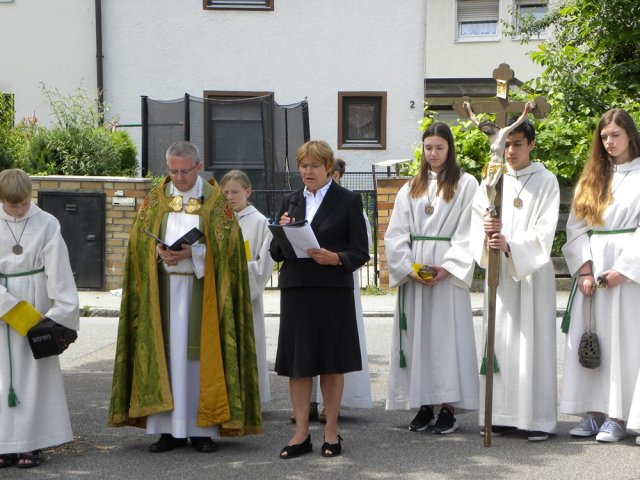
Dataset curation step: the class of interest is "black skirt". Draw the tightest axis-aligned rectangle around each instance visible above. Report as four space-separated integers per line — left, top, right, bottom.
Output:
275 287 362 378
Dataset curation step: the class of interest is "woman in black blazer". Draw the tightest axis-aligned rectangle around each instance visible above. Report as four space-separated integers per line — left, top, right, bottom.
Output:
270 140 369 459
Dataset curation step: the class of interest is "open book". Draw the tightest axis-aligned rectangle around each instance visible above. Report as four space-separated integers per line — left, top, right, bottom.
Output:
267 220 320 259
144 227 204 251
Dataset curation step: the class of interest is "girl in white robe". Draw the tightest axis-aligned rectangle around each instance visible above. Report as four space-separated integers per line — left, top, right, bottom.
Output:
560 109 640 444
385 122 479 435
221 170 274 404
0 169 79 468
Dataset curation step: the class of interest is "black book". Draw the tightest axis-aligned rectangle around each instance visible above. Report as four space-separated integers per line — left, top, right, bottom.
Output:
144 227 204 251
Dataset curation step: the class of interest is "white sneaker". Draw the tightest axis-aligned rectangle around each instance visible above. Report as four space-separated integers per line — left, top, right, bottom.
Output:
569 414 605 437
595 419 627 443
636 435 640 446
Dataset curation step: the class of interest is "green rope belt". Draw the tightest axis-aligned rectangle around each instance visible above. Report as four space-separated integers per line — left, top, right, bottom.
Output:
588 228 636 236
1 267 45 407
410 235 452 242
396 235 452 368
562 228 636 333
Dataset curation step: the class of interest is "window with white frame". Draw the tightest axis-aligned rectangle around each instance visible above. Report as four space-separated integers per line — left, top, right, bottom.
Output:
456 0 499 40
514 1 548 37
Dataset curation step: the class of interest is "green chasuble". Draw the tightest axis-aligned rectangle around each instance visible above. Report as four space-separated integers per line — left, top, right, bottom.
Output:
108 176 262 436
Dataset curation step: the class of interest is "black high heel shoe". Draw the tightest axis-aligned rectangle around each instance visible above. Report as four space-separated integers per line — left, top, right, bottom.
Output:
279 434 312 459
321 435 343 457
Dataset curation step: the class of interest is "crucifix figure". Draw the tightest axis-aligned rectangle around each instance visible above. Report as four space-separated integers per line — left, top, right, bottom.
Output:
454 63 550 448
463 99 537 216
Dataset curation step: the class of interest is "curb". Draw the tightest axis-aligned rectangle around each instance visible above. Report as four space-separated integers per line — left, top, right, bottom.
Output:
82 307 569 319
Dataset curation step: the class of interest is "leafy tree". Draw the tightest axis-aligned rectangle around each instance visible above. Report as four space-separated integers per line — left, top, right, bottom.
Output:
507 0 640 116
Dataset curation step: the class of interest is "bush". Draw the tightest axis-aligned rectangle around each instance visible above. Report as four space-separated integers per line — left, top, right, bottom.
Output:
0 85 137 176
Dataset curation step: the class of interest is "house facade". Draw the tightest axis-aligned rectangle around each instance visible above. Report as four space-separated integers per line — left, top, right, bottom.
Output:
1 0 552 172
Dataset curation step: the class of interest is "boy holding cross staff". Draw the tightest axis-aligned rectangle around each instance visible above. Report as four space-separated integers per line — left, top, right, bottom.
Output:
467 100 560 443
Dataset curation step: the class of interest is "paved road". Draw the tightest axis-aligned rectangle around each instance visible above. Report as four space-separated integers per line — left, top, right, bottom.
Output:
4 309 626 480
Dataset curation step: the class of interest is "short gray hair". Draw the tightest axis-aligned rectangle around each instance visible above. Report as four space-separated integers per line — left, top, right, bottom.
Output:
166 141 201 164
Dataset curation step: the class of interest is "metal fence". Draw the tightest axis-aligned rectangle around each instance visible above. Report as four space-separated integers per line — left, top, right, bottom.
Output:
251 171 396 290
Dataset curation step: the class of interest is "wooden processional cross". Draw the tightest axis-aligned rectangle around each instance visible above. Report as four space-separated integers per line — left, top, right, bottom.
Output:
453 63 550 447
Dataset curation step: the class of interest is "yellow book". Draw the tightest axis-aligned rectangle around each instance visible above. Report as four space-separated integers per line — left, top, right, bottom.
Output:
2 301 42 336
244 239 251 261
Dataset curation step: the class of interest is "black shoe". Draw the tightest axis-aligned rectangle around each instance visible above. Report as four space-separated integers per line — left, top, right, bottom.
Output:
479 425 518 436
409 405 435 432
279 434 312 459
321 435 343 458
433 407 459 434
191 437 216 453
148 434 187 453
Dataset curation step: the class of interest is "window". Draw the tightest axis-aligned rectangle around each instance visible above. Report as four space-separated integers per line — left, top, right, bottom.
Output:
338 92 387 150
514 1 548 38
202 91 273 172
203 0 273 11
456 0 499 41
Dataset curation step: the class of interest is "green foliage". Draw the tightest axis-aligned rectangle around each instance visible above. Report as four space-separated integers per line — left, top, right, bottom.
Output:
512 0 640 117
401 109 493 182
0 85 137 176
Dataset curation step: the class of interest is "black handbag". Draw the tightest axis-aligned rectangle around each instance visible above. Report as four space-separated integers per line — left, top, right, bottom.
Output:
27 317 77 359
578 288 601 369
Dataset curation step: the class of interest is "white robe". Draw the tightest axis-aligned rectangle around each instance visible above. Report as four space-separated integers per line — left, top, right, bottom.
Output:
0 203 79 454
237 205 274 405
470 161 559 432
385 172 479 411
146 178 218 438
316 213 373 409
560 157 640 428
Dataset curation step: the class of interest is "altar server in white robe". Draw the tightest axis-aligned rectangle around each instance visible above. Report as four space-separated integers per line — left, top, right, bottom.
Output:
221 169 274 404
385 122 479 435
470 119 559 441
560 109 640 444
0 169 79 468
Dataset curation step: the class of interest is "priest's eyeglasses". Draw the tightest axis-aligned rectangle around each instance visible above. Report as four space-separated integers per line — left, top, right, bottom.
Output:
167 166 197 176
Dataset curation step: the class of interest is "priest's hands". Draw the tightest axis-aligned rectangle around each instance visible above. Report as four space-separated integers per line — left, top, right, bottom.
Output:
157 244 192 266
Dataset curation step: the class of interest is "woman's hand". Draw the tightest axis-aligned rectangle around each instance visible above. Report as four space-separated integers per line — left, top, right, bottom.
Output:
279 212 294 225
306 248 340 266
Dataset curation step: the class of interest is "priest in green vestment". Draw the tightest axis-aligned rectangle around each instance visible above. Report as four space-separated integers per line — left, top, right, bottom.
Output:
108 141 262 453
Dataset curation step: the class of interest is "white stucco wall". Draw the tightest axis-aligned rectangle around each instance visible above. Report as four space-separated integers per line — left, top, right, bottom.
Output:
0 0 97 125
101 0 426 172
425 0 555 82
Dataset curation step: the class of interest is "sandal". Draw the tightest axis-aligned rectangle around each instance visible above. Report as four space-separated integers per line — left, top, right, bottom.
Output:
279 434 312 459
15 450 42 469
0 454 15 468
321 435 343 457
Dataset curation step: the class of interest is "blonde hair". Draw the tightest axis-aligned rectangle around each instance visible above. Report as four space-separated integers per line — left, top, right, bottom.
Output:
573 109 640 226
220 169 252 190
0 169 32 204
296 140 335 171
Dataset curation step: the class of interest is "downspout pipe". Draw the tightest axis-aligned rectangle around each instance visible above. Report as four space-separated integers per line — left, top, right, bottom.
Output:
95 0 104 124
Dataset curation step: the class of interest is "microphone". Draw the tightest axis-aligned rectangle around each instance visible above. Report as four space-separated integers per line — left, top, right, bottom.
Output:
287 196 298 222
